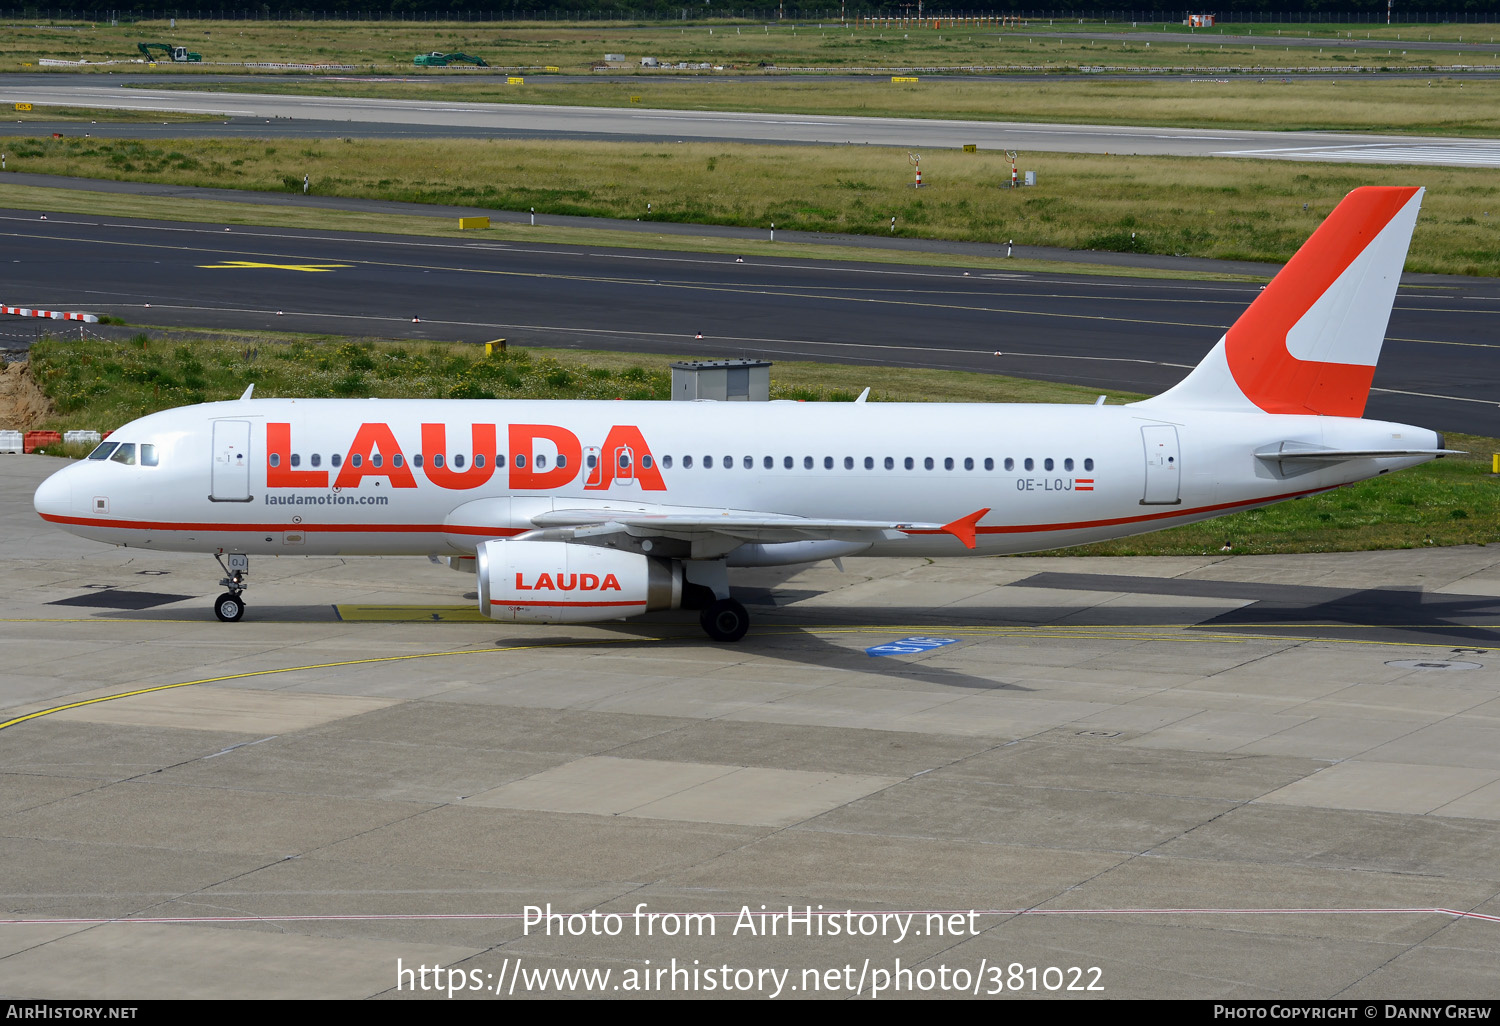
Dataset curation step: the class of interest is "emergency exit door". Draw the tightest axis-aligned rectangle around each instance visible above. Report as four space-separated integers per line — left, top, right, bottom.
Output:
1141 425 1181 505
210 420 251 501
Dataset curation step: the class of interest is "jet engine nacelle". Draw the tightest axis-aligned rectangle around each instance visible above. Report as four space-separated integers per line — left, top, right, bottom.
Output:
475 538 683 623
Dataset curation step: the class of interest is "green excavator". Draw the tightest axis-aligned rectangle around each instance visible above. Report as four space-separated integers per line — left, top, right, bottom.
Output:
138 42 202 63
412 51 488 68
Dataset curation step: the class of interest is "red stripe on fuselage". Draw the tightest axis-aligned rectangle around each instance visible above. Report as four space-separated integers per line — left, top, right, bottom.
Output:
38 485 1336 540
36 514 527 536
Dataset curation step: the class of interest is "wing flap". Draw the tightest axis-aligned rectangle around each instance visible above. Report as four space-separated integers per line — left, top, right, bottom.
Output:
534 507 940 544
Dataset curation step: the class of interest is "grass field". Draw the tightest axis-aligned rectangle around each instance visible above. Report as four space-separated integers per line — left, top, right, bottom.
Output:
3 106 218 123
21 331 1499 555
3 136 1497 274
4 18 1499 75
148 75 1500 137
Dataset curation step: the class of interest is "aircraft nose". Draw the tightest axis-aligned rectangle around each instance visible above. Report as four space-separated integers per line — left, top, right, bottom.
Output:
33 465 73 520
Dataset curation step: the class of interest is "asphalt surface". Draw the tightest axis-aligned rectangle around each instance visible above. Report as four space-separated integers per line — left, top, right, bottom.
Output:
9 78 1500 167
3 208 1495 435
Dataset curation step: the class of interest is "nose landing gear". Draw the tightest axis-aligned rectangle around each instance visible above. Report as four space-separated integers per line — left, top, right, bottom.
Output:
213 552 248 622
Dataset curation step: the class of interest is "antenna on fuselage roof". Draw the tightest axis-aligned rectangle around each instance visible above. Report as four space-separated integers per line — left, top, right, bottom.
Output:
240 384 255 400
855 388 870 403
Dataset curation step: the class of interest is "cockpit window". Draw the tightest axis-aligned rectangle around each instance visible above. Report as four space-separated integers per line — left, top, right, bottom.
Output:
88 442 119 460
140 444 158 467
109 443 137 465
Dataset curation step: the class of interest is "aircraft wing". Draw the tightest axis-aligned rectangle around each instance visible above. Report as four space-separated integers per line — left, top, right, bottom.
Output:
526 506 990 549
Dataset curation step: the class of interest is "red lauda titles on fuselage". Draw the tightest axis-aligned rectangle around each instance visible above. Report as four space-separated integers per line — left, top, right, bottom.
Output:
264 422 665 491
514 572 622 592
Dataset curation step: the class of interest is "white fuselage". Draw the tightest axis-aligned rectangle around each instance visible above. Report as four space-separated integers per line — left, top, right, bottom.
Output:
32 397 1442 562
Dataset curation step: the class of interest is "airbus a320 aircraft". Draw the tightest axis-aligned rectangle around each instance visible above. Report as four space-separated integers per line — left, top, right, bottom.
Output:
34 186 1450 641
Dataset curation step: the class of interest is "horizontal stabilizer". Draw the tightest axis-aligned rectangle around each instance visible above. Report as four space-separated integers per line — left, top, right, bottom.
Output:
1255 441 1460 476
1255 448 1461 462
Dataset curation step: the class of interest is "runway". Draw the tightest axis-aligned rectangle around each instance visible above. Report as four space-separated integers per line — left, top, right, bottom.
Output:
8 77 1500 168
2 208 1496 435
3 451 1500 998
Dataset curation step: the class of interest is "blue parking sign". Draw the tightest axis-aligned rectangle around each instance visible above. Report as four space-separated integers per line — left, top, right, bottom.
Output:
866 636 960 657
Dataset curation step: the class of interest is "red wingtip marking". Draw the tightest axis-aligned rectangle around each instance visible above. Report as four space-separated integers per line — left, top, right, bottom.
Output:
942 508 990 550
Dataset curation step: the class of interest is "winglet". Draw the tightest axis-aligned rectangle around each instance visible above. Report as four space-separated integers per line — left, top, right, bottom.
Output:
941 508 990 550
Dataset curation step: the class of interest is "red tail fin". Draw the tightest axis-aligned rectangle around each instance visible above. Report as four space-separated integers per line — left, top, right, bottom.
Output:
1142 186 1423 417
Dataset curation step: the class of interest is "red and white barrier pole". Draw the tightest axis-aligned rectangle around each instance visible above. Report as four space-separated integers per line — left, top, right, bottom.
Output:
2 305 99 322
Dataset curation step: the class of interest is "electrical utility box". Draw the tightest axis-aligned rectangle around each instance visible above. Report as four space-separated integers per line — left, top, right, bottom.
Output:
671 359 771 402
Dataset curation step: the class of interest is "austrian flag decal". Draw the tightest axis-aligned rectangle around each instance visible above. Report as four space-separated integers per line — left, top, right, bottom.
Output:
1074 479 1095 492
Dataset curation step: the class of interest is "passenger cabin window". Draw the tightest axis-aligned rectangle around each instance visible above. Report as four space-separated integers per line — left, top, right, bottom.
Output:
662 455 673 469
1064 458 1074 472
683 455 694 469
393 454 404 468
331 454 342 467
535 454 546 469
1004 458 1014 471
311 453 322 468
110 444 136 466
904 457 914 470
1044 458 1054 471
844 457 854 470
803 456 813 470
865 457 875 470
412 454 422 468
370 454 381 468
352 454 363 468
763 456 773 470
1024 458 1034 471
88 442 118 460
453 455 466 469
269 453 281 468
1085 458 1095 471
290 453 301 468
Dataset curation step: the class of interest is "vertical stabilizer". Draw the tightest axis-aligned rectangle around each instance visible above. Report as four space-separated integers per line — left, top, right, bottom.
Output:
1139 186 1423 417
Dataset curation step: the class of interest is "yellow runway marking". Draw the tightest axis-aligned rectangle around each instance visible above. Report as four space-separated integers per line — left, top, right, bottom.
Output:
197 260 351 272
0 636 671 733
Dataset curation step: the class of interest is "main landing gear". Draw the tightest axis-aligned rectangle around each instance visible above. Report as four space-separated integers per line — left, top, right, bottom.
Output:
699 598 749 643
213 552 249 622
686 560 749 643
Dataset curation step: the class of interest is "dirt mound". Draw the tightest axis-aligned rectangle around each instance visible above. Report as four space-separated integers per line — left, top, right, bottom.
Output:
0 362 55 431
